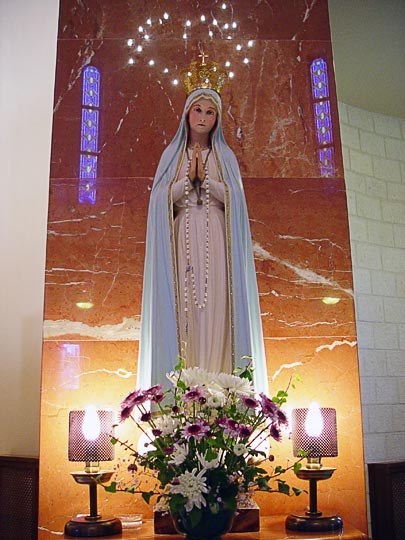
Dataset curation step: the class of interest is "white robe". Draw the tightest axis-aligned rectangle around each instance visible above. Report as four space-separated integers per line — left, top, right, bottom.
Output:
136 89 268 395
172 149 231 373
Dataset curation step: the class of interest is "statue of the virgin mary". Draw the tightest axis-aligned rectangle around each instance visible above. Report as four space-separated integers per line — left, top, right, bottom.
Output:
136 56 268 395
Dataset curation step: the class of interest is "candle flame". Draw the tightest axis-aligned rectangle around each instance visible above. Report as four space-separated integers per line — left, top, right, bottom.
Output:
305 402 323 437
82 405 101 441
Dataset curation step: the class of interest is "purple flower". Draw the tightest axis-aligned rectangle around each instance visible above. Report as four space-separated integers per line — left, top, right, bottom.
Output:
152 392 164 403
164 446 174 455
215 417 228 428
270 423 282 442
152 428 162 437
241 395 259 409
276 409 288 426
140 411 152 422
224 419 239 437
182 420 210 440
259 393 278 420
238 424 253 438
120 389 148 421
182 386 205 403
146 384 163 397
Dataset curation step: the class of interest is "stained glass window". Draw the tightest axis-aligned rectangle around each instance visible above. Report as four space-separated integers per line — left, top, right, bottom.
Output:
310 58 335 177
79 66 100 204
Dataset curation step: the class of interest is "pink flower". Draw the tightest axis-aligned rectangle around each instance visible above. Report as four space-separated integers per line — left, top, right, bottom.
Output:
182 420 210 440
146 384 162 395
276 409 288 426
238 424 253 438
146 384 165 402
241 395 259 409
182 386 205 403
224 419 239 437
120 389 148 421
259 393 278 420
140 412 152 422
270 423 282 441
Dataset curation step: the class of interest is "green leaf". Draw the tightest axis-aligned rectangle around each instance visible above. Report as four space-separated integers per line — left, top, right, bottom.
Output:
175 358 185 371
277 480 290 495
189 507 203 528
141 491 155 504
293 462 303 474
103 482 117 493
292 487 304 496
169 494 188 514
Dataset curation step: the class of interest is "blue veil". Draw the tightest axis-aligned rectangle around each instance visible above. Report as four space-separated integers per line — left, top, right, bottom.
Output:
136 88 268 395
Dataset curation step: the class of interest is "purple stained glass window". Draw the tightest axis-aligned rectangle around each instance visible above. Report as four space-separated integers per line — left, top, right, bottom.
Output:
82 66 100 107
314 101 333 145
311 58 329 100
319 147 335 178
310 58 335 177
80 109 99 153
79 66 100 204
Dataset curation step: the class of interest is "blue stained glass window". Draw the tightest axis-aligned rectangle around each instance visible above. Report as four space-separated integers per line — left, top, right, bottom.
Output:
79 154 98 179
82 66 100 107
319 147 335 178
80 109 99 153
314 101 333 145
79 66 100 204
310 58 335 177
79 178 97 204
311 58 329 100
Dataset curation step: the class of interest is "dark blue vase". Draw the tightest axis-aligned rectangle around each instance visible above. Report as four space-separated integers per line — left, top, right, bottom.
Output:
171 504 235 540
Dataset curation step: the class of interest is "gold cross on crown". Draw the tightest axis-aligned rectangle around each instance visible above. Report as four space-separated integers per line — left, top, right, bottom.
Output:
198 52 208 65
182 52 227 95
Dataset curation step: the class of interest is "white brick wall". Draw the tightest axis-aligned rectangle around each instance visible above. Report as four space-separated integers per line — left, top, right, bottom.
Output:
340 102 405 464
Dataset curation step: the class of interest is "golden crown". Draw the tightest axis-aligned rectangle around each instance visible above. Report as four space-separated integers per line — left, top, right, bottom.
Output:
182 53 227 95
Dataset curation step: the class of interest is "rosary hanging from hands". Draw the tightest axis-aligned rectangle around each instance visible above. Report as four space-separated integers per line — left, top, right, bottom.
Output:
187 143 211 205
183 144 212 334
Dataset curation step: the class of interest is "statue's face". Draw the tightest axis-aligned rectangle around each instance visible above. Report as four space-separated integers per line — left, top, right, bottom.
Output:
188 98 217 137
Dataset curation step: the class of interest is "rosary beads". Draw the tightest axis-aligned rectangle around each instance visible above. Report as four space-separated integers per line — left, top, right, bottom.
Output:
184 149 211 319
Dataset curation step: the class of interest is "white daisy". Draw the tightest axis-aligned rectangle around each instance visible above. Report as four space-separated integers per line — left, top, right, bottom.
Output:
233 443 248 456
155 414 179 436
169 469 209 511
216 372 255 395
168 443 189 465
196 450 221 470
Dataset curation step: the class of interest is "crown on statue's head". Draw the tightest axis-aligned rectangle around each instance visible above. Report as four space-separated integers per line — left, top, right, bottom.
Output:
182 52 227 95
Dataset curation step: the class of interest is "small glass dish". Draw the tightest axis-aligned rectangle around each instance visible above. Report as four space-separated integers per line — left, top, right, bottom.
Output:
117 513 143 529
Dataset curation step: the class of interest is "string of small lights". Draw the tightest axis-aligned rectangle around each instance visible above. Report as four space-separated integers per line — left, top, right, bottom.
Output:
124 6 255 85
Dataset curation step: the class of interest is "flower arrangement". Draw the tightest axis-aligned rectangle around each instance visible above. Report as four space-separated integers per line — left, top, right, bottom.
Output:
105 361 303 526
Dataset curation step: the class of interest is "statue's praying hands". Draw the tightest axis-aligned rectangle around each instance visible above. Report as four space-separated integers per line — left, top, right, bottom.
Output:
188 142 205 185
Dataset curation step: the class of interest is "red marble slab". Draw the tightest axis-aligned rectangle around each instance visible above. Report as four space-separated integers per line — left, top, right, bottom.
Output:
43 176 354 339
38 337 367 534
50 38 342 180
44 177 150 327
58 0 332 41
245 177 356 338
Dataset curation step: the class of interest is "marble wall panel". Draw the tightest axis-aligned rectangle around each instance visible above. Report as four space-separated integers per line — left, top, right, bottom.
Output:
44 177 149 331
58 0 331 41
39 0 367 536
43 176 354 340
51 38 342 180
38 337 365 536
